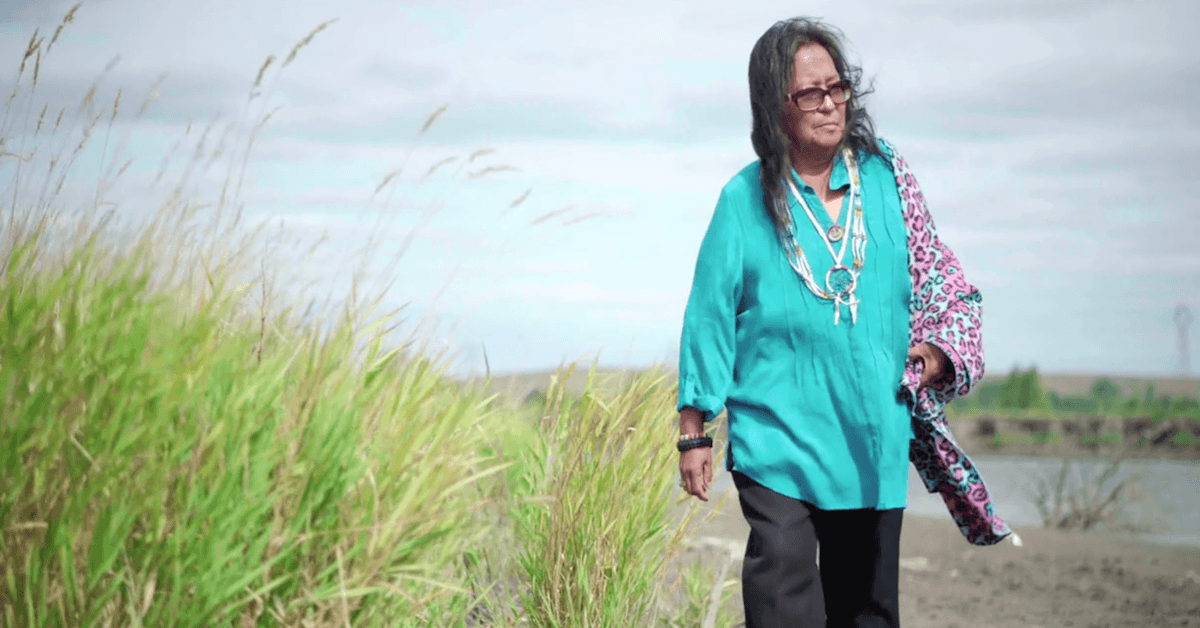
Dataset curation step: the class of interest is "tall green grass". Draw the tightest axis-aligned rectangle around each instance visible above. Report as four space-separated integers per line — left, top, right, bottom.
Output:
2 6 709 626
511 365 698 627
2 219 512 627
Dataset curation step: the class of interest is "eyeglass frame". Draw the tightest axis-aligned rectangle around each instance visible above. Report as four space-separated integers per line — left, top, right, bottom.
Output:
787 81 852 112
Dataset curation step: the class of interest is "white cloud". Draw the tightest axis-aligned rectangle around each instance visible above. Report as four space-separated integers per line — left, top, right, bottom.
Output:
3 0 1197 377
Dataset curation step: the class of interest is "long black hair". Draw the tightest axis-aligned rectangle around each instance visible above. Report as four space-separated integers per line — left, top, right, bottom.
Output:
748 17 882 233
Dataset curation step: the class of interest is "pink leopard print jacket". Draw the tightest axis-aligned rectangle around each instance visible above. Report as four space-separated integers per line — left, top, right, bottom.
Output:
880 139 1012 546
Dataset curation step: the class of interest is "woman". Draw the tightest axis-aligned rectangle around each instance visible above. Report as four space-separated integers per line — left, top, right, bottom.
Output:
676 17 1011 628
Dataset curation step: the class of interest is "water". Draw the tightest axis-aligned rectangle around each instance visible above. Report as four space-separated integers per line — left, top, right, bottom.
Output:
704 454 1200 548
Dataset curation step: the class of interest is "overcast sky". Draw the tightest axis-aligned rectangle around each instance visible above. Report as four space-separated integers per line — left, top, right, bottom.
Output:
2 0 1197 379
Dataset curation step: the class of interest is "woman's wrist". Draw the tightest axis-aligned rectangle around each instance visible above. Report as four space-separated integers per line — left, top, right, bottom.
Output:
679 407 704 435
676 434 713 452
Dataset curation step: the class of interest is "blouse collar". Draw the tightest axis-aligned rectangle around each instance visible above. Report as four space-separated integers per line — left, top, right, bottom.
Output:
790 149 851 192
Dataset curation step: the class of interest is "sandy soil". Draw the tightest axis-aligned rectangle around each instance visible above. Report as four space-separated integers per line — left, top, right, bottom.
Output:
674 493 1200 628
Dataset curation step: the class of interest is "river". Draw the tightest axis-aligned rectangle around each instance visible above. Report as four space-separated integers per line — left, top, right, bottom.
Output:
703 454 1200 548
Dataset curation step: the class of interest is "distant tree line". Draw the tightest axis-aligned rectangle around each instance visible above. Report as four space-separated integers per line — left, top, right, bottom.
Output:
950 368 1200 420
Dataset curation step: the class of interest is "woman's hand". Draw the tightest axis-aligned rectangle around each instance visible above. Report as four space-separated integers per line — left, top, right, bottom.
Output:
908 342 952 389
679 446 713 501
679 407 712 501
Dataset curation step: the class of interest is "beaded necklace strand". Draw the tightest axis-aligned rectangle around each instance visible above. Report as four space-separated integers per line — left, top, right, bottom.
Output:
779 147 867 326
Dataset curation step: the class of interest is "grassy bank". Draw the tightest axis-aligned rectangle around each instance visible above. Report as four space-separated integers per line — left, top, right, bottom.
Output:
1 214 710 625
0 8 721 626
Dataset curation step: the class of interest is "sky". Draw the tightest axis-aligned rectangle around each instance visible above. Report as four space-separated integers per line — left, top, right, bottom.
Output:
1 0 1197 380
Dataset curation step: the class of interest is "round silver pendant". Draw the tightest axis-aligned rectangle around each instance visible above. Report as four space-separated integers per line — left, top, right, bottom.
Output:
827 224 845 242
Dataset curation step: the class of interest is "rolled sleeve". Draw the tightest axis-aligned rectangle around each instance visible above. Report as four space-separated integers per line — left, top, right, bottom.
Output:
677 188 743 423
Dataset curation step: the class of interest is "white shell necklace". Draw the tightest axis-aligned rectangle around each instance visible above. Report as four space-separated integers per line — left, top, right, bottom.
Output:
779 147 867 326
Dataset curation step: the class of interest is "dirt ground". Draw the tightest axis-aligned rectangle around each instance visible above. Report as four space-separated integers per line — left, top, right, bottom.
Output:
674 493 1200 628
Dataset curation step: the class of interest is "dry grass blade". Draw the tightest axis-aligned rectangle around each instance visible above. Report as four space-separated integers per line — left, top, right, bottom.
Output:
372 169 402 197
283 19 339 67
467 165 517 180
34 104 47 135
0 151 29 163
530 206 572 225
8 522 49 532
47 2 81 54
420 104 448 135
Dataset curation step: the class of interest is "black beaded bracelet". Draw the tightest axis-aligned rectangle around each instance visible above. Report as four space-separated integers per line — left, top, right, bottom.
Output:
676 436 713 452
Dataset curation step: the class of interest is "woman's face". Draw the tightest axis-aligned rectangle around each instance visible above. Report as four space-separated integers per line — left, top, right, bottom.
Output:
783 43 847 155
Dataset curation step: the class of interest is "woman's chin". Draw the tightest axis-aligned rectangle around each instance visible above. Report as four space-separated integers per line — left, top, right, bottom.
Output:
804 134 843 152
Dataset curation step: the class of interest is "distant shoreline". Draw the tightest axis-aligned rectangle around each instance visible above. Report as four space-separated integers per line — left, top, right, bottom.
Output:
463 368 1200 399
948 415 1200 461
465 368 1200 461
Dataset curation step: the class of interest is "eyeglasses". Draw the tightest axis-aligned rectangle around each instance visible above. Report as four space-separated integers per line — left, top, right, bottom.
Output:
788 81 851 112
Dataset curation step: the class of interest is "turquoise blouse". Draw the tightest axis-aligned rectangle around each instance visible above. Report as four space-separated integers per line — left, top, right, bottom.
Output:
677 148 914 510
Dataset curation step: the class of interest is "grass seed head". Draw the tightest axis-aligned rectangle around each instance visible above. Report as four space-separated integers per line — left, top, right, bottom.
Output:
531 206 572 225
467 165 517 179
423 156 457 179
283 19 338 68
468 148 495 163
32 49 41 88
20 28 40 75
509 188 532 209
258 105 282 127
79 84 96 115
562 211 601 226
47 2 82 54
253 55 276 91
138 74 166 117
372 169 402 197
420 104 448 135
111 89 121 123
35 104 47 135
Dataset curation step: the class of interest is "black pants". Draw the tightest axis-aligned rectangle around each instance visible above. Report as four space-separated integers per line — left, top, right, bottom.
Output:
734 471 903 628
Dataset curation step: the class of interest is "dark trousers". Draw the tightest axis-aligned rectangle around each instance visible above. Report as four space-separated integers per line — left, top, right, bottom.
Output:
733 471 903 628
